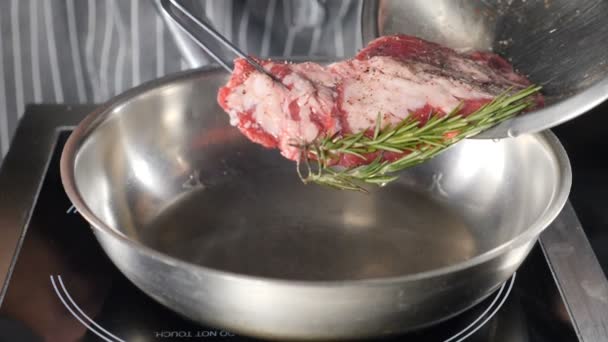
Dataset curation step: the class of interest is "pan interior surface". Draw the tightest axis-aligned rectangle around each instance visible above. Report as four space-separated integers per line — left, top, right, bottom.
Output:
140 171 476 281
70 69 565 282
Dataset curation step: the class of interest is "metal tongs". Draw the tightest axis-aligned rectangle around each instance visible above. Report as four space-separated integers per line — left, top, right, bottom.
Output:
159 0 285 86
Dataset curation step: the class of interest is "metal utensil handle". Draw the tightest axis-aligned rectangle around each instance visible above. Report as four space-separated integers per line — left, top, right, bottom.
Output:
160 0 234 72
160 0 284 85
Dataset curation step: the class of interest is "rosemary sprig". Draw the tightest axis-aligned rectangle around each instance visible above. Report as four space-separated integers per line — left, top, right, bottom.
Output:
296 85 542 192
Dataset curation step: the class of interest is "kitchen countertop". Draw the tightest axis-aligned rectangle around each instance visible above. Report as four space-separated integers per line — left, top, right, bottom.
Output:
552 99 608 276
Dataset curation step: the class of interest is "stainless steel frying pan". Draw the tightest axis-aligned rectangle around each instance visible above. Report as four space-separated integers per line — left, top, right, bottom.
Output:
60 65 571 340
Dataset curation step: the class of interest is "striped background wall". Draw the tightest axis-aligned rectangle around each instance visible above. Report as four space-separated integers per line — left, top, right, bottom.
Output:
0 0 362 162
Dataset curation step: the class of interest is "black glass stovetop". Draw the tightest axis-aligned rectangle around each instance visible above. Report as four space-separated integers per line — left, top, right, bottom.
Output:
0 131 579 341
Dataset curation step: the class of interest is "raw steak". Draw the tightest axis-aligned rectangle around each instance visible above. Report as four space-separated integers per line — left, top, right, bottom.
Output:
217 34 543 166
